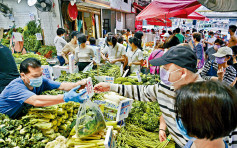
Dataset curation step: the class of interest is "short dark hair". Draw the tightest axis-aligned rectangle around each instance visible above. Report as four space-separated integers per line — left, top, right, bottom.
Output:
163 35 180 49
175 81 237 140
57 28 65 36
192 33 201 42
231 46 237 55
89 37 96 45
209 31 214 35
214 38 224 46
192 28 197 33
175 28 181 33
78 34 87 43
107 35 117 47
134 31 143 40
168 31 172 35
70 31 79 40
127 29 130 32
229 25 237 32
186 30 190 33
162 30 166 34
129 37 142 50
118 36 124 44
20 58 41 74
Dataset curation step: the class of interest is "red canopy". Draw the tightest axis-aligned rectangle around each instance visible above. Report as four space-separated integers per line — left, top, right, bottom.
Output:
136 0 201 20
146 18 172 26
176 11 206 21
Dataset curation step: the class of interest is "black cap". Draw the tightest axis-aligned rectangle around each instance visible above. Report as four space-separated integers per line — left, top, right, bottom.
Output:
149 45 197 73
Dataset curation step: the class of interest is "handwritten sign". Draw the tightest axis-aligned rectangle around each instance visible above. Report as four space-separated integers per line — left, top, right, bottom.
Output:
104 126 116 148
86 77 94 99
42 65 53 80
105 76 114 84
136 71 142 82
35 33 42 40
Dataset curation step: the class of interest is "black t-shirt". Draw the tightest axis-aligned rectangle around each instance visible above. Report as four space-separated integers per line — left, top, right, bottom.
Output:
232 63 237 89
0 44 19 93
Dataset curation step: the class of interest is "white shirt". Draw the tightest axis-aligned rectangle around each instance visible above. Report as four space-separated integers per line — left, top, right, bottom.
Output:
126 48 143 73
207 36 216 49
102 43 126 66
54 36 67 56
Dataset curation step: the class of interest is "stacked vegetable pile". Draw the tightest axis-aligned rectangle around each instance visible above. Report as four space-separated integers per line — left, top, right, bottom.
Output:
38 46 57 58
114 73 160 85
13 53 48 65
0 113 48 148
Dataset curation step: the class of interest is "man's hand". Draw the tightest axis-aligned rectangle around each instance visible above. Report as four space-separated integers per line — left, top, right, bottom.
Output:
159 130 167 142
110 60 116 64
94 82 111 93
217 68 224 81
76 79 87 86
63 85 87 103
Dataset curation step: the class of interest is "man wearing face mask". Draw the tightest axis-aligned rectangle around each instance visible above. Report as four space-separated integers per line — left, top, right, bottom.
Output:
200 47 236 86
0 58 88 119
205 39 224 62
204 31 216 49
94 45 202 148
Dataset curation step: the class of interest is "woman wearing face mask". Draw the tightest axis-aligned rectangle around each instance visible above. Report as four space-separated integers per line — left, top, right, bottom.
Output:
62 31 79 64
200 47 236 86
101 35 126 67
148 42 164 74
75 34 95 71
190 33 205 69
126 37 144 73
175 81 237 148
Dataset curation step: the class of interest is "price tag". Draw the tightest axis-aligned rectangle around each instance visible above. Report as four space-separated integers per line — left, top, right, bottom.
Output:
116 100 132 121
85 77 94 99
104 126 116 148
42 65 53 80
35 33 42 40
136 71 142 82
122 69 129 77
105 76 114 84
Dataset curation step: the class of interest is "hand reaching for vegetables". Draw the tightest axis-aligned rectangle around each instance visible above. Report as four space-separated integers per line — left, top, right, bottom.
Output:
159 130 167 142
94 82 111 93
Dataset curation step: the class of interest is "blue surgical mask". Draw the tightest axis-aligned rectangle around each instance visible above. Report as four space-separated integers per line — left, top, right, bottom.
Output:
176 118 196 141
160 67 184 86
25 75 43 87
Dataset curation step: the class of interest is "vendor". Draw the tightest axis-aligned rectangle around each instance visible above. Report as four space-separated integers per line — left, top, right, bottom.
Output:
0 44 20 93
10 28 27 54
61 31 79 64
101 35 126 67
0 58 87 119
126 37 143 73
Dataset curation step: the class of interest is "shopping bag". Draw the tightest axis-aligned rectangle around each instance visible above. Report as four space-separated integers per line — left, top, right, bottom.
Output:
82 62 94 73
76 99 106 138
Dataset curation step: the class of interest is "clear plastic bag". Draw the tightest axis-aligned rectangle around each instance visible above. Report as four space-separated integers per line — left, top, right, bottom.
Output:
76 99 106 138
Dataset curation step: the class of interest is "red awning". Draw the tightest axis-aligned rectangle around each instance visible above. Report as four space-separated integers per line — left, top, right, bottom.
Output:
176 11 206 21
146 18 172 27
136 0 201 20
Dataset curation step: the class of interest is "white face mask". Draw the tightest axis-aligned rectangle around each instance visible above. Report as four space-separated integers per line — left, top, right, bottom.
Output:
160 67 185 86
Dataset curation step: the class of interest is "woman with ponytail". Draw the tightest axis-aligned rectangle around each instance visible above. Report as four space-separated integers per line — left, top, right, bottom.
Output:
101 35 126 67
126 36 144 73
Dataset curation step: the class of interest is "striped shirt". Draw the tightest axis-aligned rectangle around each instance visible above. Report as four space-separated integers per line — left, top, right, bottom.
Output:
110 81 195 147
200 61 236 85
227 129 237 148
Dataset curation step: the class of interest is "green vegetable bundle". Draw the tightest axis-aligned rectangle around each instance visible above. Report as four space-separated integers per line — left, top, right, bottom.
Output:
13 53 48 65
126 101 162 132
38 45 57 57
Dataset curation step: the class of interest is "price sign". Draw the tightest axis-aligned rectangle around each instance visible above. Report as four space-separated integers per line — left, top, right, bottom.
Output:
117 100 132 121
35 33 42 40
104 126 116 148
105 76 114 84
136 71 142 82
42 65 53 80
86 77 94 99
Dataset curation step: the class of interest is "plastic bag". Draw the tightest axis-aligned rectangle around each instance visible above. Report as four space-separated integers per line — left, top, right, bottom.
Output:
82 62 93 73
76 99 106 138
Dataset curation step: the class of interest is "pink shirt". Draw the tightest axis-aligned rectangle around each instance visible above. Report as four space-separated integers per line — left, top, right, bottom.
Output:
148 49 164 74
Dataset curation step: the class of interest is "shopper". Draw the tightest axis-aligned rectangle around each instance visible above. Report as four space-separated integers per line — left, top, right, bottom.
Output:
124 29 132 42
163 35 180 52
101 35 126 67
89 37 100 63
10 29 27 54
0 44 20 93
200 47 236 86
161 33 170 42
190 33 205 69
204 31 216 49
160 30 166 39
175 28 185 43
126 37 143 73
54 28 67 66
0 58 87 119
205 39 224 62
229 46 237 89
94 45 201 148
175 81 237 148
61 31 79 64
148 42 164 74
75 34 95 71
185 30 192 43
228 25 237 47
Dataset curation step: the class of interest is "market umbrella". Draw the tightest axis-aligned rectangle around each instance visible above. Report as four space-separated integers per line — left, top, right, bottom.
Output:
176 11 207 21
136 0 201 21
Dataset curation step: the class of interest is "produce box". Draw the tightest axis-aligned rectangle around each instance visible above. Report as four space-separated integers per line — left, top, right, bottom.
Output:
53 65 69 79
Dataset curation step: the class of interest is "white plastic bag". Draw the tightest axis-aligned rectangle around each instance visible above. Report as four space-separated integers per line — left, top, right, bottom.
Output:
76 99 106 138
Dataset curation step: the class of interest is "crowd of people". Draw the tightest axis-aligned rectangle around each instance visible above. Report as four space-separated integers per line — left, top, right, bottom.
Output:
0 23 237 148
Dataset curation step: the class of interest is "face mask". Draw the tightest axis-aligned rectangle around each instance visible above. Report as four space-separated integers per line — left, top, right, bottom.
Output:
176 118 196 141
208 35 211 38
215 57 226 64
160 67 184 86
62 36 65 39
25 75 43 87
214 45 220 50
